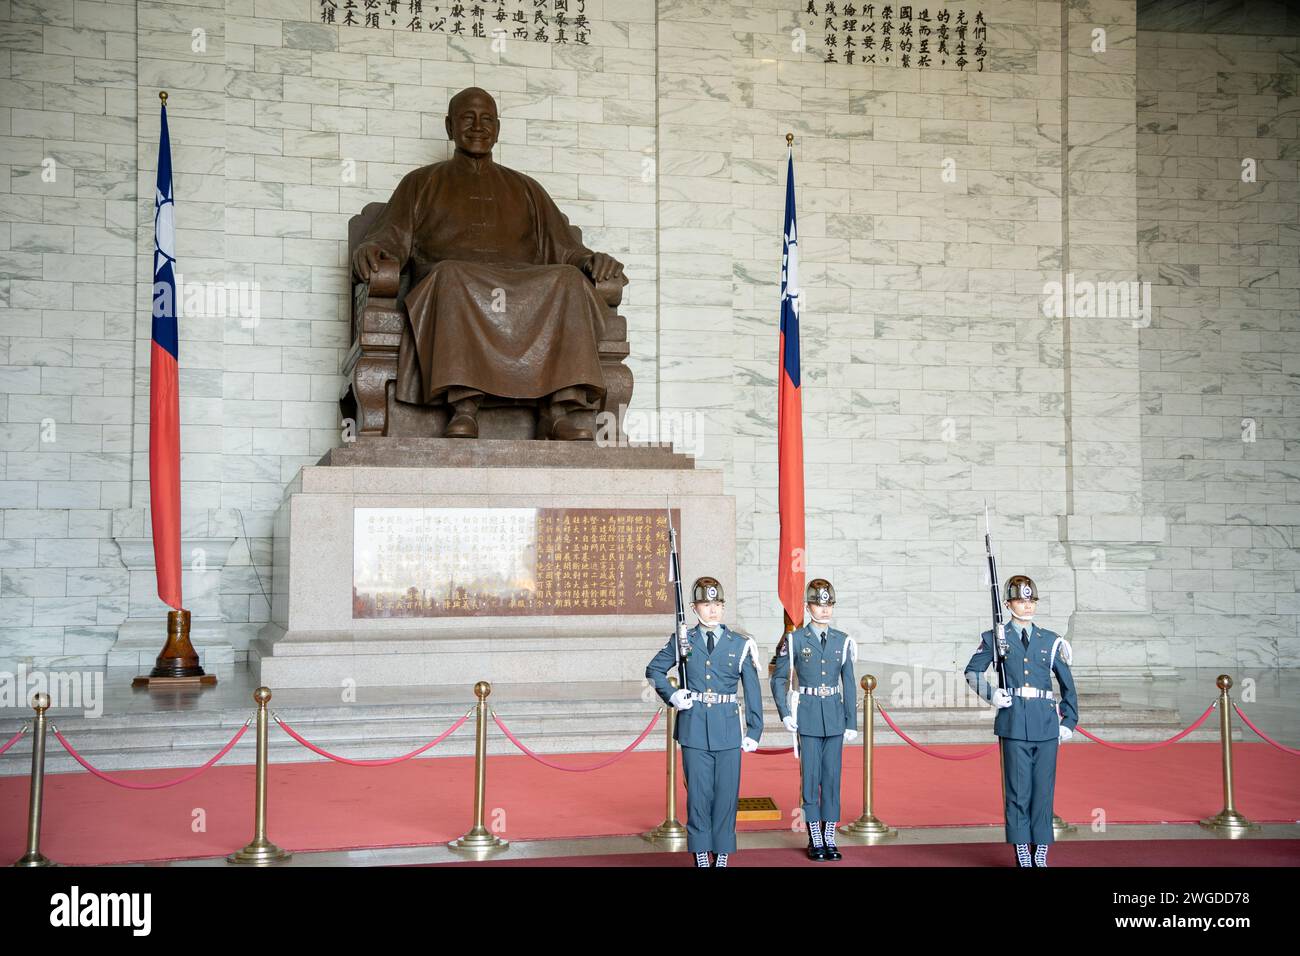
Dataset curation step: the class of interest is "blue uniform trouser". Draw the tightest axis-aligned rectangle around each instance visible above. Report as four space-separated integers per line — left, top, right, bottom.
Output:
799 733 843 823
681 745 741 854
1001 736 1058 845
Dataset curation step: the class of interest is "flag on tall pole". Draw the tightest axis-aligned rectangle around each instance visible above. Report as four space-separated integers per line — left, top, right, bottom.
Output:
777 136 806 628
150 91 182 611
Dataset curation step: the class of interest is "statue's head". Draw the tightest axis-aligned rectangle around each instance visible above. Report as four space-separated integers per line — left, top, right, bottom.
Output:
445 87 499 159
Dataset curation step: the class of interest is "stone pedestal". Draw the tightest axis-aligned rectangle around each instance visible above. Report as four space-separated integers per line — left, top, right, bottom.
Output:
109 536 236 671
253 441 735 688
1061 514 1174 679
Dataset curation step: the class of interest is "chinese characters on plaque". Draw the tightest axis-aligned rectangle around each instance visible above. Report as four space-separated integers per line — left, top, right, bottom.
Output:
353 507 678 618
803 3 987 70
318 0 592 44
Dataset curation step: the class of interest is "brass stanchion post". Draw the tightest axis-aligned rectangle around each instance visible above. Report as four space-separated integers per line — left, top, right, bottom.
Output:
227 687 290 864
449 681 509 856
14 693 54 867
1199 674 1259 835
841 675 894 841
642 677 687 848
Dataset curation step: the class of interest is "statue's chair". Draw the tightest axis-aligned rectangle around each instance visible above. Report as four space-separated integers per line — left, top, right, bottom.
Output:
340 201 633 440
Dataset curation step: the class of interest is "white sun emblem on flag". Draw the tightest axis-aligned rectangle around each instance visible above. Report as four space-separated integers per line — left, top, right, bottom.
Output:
782 222 799 315
154 184 175 275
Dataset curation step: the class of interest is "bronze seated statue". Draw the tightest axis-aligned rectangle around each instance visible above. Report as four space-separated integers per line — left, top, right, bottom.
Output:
339 87 634 442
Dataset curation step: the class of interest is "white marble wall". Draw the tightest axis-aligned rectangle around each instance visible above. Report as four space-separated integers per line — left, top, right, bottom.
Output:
1137 28 1300 669
1 0 1295 673
723 1 1077 669
0 0 137 667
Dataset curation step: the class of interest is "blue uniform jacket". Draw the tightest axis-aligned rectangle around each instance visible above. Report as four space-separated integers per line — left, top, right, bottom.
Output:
964 621 1079 742
646 623 764 752
770 624 857 736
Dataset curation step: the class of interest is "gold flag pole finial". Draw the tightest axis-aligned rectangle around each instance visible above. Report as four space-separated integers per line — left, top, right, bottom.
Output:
786 132 793 146
159 90 168 105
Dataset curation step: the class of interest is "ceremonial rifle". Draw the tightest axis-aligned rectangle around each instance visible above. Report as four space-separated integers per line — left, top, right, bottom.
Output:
666 505 689 692
983 503 1009 693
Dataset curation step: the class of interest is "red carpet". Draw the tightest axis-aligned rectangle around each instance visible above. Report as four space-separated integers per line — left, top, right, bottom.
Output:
0 742 1296 865
429 839 1300 867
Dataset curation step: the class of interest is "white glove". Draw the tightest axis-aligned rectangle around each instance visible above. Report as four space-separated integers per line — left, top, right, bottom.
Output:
1058 725 1073 743
991 688 1013 709
843 729 859 742
669 690 693 711
782 715 798 733
741 737 758 752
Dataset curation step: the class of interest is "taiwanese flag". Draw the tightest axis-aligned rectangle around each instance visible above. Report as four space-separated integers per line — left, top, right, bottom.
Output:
777 144 805 628
150 96 182 610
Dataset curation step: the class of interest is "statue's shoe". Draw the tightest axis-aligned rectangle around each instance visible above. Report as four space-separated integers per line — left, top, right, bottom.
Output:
548 416 593 441
444 411 479 438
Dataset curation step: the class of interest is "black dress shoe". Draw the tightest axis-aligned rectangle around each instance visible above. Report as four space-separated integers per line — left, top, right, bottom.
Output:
823 843 843 861
806 839 826 861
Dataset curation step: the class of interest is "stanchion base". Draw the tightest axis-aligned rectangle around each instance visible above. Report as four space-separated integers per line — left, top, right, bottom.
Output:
1198 810 1260 835
13 851 55 867
839 815 897 841
641 820 688 850
226 839 292 865
449 826 509 857
1051 814 1076 837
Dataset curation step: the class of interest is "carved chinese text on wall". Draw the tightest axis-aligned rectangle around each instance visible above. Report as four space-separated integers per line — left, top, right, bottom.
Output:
318 0 592 44
802 4 987 69
353 507 678 618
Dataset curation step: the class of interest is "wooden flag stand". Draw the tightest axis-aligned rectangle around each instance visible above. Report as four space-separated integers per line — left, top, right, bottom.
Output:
132 609 217 688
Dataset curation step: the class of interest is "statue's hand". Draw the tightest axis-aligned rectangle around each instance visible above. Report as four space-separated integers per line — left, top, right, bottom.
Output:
352 244 390 282
583 252 625 283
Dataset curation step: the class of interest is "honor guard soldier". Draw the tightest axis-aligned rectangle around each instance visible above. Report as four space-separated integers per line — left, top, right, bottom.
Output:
770 579 858 861
964 575 1078 867
646 577 763 867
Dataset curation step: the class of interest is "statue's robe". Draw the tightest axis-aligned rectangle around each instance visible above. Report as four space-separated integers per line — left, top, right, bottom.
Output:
358 150 607 407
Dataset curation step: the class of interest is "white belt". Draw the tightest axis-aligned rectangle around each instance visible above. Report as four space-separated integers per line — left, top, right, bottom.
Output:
688 691 737 704
1013 687 1055 700
799 685 841 698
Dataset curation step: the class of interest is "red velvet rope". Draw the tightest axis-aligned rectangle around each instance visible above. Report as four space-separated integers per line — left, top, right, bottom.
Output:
878 700 1219 757
875 704 1001 760
1074 702 1216 751
274 710 471 766
492 709 661 772
53 722 250 790
0 724 28 757
1232 702 1300 757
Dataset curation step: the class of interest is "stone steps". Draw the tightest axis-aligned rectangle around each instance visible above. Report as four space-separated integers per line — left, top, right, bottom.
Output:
0 691 1226 776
